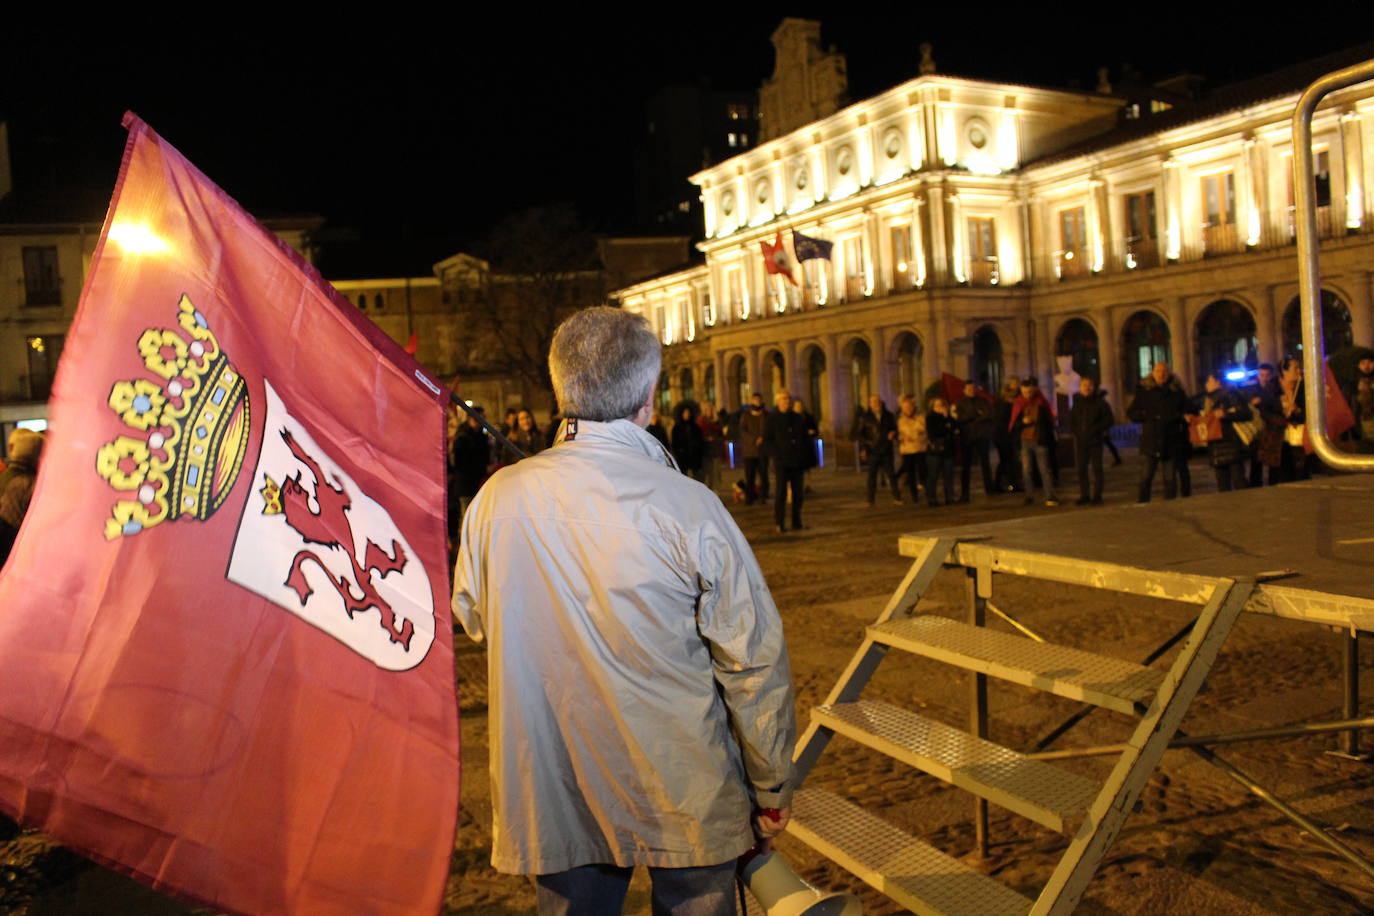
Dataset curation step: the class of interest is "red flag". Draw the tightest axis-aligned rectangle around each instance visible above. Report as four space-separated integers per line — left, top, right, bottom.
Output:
940 372 966 406
405 331 419 355
1312 362 1357 452
0 115 458 913
760 232 798 285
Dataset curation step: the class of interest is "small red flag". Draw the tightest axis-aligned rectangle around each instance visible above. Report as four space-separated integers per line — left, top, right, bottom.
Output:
1319 362 1357 449
405 331 419 355
0 116 458 913
760 232 798 286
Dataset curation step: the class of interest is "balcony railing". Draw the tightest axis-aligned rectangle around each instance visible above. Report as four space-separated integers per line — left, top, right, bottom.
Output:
1123 236 1159 270
969 256 1000 286
1202 221 1242 256
1058 247 1090 279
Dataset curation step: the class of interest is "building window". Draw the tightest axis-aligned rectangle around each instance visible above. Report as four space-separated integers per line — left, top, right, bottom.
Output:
842 236 865 300
374 293 385 311
889 224 912 289
654 301 670 344
1058 207 1088 278
702 291 716 327
726 268 745 320
357 293 367 309
967 217 998 285
26 334 64 400
1123 190 1158 269
1201 171 1238 254
1287 151 1335 239
802 258 823 308
22 247 60 307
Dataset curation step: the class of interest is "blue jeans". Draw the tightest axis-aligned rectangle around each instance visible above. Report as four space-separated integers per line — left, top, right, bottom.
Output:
533 861 738 915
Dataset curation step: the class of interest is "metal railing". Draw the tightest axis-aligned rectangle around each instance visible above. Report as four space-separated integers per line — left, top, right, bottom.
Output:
1294 57 1374 472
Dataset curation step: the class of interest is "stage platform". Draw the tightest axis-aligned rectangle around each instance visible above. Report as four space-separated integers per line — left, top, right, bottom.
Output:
900 475 1374 631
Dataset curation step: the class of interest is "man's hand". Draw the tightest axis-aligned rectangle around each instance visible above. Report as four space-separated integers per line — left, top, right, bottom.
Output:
754 807 791 852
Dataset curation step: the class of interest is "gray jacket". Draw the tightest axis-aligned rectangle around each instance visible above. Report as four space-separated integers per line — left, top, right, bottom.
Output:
452 418 796 874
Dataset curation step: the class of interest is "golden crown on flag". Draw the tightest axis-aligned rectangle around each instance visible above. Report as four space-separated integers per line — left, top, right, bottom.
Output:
96 295 251 539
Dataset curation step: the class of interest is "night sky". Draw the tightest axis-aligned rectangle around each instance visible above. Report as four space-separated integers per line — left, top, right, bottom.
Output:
4 8 1373 263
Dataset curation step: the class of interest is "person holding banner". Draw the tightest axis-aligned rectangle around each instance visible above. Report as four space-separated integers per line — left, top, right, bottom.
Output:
1189 372 1252 492
453 307 796 914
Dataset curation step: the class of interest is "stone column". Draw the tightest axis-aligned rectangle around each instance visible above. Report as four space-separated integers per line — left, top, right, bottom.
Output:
927 184 948 286
1034 315 1052 389
825 333 850 455
1168 297 1192 389
1098 305 1121 410
783 338 801 400
874 326 893 402
713 349 728 409
1256 286 1281 367
1349 271 1374 347
746 344 761 400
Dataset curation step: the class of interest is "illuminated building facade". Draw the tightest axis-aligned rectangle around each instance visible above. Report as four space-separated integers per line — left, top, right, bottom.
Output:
615 30 1374 446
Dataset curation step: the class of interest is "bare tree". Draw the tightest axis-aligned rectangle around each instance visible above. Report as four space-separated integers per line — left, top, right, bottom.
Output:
456 205 602 400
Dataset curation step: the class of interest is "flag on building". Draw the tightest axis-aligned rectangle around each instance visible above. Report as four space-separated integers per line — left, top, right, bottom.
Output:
760 232 798 285
0 114 459 914
791 229 833 262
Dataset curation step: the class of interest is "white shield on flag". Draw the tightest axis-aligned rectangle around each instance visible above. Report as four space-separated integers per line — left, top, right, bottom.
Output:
227 381 435 671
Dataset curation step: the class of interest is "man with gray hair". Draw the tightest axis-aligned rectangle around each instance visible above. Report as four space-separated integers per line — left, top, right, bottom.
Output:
453 306 796 914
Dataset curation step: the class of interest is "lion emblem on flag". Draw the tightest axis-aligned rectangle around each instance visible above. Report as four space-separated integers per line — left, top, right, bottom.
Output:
227 381 434 670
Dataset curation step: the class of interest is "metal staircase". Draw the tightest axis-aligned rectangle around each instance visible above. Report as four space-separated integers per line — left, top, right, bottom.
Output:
784 536 1255 915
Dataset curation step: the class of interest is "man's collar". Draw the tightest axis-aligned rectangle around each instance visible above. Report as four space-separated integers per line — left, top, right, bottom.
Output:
553 417 679 470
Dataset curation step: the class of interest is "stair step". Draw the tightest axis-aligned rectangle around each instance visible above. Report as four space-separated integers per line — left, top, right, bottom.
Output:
814 700 1098 833
871 616 1163 715
788 787 1031 916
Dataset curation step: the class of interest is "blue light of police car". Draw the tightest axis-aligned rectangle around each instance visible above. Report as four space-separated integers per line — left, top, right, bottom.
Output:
1225 370 1247 381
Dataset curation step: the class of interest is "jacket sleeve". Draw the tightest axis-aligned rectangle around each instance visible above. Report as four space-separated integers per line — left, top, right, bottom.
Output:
1126 392 1145 423
450 491 488 644
695 509 798 810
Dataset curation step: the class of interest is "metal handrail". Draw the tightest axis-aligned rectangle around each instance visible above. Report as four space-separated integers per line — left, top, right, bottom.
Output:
1293 58 1374 471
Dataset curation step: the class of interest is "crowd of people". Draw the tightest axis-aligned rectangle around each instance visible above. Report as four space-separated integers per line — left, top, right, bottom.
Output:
445 350 1367 558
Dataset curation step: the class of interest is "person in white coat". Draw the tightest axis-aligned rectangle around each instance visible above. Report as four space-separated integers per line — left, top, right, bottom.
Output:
452 306 796 915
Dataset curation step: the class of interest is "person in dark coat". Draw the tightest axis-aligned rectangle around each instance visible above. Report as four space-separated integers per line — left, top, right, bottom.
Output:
1069 377 1114 505
1245 362 1283 486
924 397 957 507
1189 372 1252 492
954 381 995 502
646 412 670 448
738 394 770 504
0 429 43 569
450 407 493 545
1127 362 1192 503
849 395 901 506
670 403 706 480
764 389 812 533
1010 378 1058 506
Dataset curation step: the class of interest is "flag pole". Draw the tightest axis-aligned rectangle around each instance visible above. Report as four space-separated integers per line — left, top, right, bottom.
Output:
449 390 528 460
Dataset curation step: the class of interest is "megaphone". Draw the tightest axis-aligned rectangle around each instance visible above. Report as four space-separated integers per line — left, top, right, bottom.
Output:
739 849 862 916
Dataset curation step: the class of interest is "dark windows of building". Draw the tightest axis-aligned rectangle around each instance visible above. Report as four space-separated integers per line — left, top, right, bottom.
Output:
704 365 717 406
22 247 60 307
373 294 384 311
846 338 872 414
890 224 912 290
1282 290 1353 359
1193 299 1258 388
1202 171 1239 254
893 332 923 398
728 353 748 410
1287 151 1335 238
970 325 1004 393
656 371 671 414
1055 318 1100 384
762 350 785 403
679 367 695 403
357 293 368 309
967 217 998 285
843 236 865 300
26 334 64 400
802 258 823 308
1059 207 1088 278
1120 310 1172 393
1124 190 1158 269
805 346 827 423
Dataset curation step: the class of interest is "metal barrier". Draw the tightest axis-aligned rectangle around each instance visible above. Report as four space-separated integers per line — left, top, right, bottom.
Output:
1293 57 1374 471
